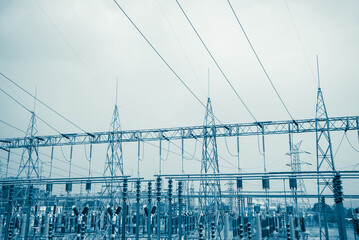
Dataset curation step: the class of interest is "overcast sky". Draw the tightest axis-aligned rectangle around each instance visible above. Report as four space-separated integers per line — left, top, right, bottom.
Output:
0 0 358 202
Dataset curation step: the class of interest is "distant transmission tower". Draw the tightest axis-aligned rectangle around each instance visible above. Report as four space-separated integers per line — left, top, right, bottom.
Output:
199 97 222 238
286 139 311 208
103 82 124 194
17 108 40 178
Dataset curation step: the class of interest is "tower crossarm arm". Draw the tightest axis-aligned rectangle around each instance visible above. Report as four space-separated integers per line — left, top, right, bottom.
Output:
1 116 358 149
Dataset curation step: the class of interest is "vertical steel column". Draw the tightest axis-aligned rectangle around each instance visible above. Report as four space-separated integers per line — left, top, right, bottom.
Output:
4 184 14 239
333 173 348 240
147 181 152 240
168 179 173 240
178 181 183 240
122 178 128 240
136 179 141 240
156 176 162 240
24 185 33 240
321 196 330 240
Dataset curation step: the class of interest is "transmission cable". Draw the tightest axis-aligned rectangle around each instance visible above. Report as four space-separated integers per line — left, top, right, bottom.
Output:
33 0 115 105
0 73 88 134
112 0 207 113
284 0 316 82
0 87 61 134
226 0 295 121
0 119 26 134
176 0 257 122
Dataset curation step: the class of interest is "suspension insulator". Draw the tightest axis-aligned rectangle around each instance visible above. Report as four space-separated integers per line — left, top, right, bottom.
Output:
86 181 91 191
46 183 53 192
65 182 72 193
262 177 270 190
236 177 243 190
289 177 297 190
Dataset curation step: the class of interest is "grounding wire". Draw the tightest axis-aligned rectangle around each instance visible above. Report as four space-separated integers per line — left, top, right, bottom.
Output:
161 140 171 162
112 0 209 115
0 87 61 134
226 0 295 121
0 73 89 134
176 0 257 122
0 119 26 134
224 136 238 157
32 0 115 105
155 0 206 96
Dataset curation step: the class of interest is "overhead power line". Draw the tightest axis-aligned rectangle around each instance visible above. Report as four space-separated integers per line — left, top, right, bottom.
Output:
0 87 61 134
226 0 295 121
112 0 207 113
33 0 115 105
0 119 26 134
0 73 88 134
176 0 258 123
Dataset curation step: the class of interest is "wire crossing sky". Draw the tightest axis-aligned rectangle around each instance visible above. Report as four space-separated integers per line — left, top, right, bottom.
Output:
0 0 358 191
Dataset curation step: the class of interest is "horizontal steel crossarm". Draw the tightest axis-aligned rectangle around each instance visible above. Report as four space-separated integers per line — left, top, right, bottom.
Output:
0 116 358 149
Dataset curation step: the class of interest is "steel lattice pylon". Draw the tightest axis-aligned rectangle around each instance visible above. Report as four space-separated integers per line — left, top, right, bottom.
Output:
316 87 335 240
199 98 222 238
103 104 124 194
287 139 311 210
17 112 40 178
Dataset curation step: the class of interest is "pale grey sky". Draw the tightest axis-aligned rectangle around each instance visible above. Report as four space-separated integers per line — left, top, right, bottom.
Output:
0 0 358 201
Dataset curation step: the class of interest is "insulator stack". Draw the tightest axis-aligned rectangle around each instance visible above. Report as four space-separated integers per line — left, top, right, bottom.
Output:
148 181 152 203
239 224 244 239
123 178 128 201
247 222 252 240
136 179 141 203
333 173 344 203
156 177 162 202
178 181 183 203
168 179 173 203
211 221 215 239
286 224 291 240
199 222 204 240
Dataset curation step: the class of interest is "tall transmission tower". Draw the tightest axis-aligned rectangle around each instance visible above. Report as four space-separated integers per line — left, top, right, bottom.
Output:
103 84 124 194
315 67 335 240
199 97 222 238
17 111 40 178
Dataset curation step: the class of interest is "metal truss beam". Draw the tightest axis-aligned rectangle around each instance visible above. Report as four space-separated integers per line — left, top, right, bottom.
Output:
0 116 358 149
